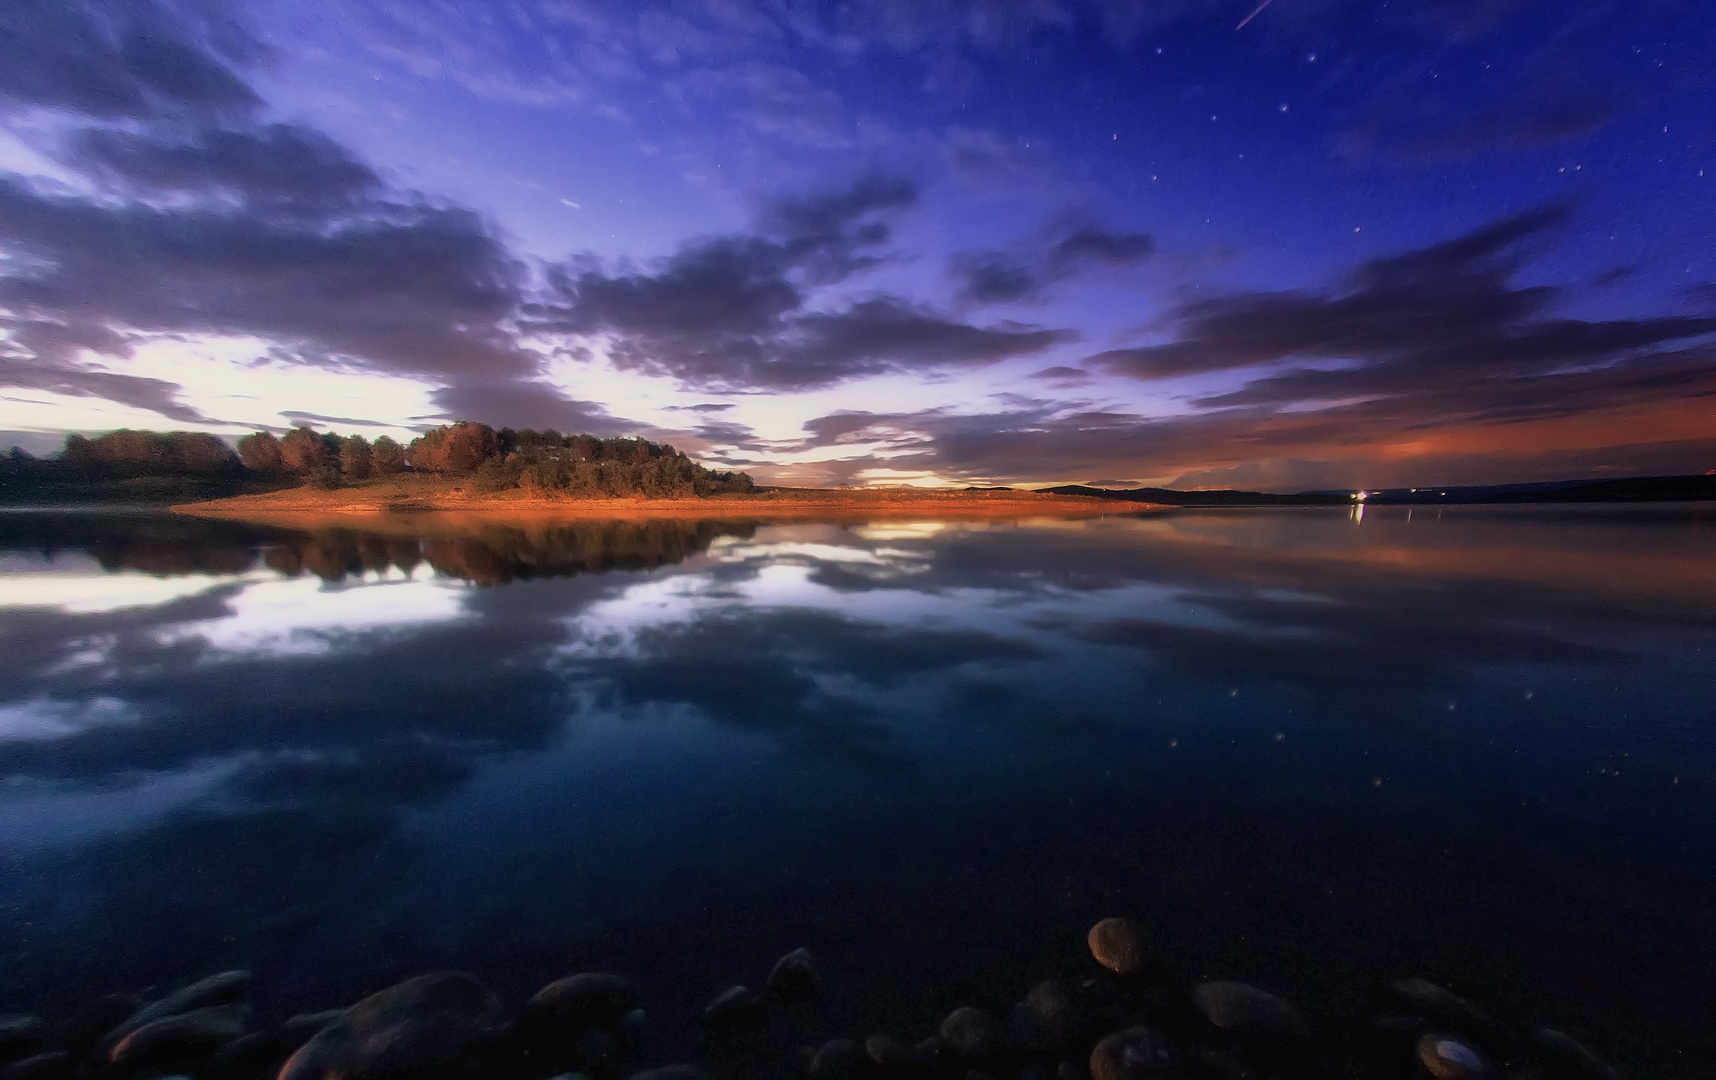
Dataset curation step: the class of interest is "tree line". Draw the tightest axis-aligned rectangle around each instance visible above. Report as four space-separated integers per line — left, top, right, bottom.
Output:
1 422 755 501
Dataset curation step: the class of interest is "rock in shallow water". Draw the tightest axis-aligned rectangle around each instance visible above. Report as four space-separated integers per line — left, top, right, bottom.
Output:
1532 1028 1623 1080
1088 1027 1180 1080
864 1034 918 1066
276 972 506 1080
699 986 763 1029
939 1007 1001 1058
766 948 820 1000
1014 979 1079 1049
1417 1034 1489 1080
527 973 643 1029
809 1039 860 1080
0 1016 43 1062
1189 982 1312 1038
105 971 252 1049
2 1052 68 1080
109 1004 248 1067
1087 919 1149 976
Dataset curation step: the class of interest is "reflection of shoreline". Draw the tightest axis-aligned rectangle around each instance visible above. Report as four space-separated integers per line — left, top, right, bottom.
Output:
267 519 755 585
170 483 1131 520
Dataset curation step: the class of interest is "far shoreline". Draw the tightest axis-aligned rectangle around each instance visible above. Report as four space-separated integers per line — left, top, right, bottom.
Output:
170 480 1147 523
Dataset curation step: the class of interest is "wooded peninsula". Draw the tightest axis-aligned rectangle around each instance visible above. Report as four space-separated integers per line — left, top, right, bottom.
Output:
0 424 1115 518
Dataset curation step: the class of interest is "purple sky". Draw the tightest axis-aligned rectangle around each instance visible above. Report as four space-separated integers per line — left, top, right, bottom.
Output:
1 0 1713 488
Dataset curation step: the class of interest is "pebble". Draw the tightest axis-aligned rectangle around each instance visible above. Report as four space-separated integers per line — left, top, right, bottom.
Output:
1388 978 1507 1041
1532 1028 1623 1080
809 1038 861 1080
620 1008 647 1047
1190 982 1312 1038
1087 918 1149 976
109 1004 248 1067
527 973 643 1029
1417 1034 1489 1080
1088 1026 1181 1080
277 972 507 1080
864 1033 918 1066
1 1052 68 1080
699 985 763 1028
1014 979 1079 1049
766 948 821 1000
105 971 252 1048
939 1006 1001 1058
0 1017 43 1061
279 1011 347 1047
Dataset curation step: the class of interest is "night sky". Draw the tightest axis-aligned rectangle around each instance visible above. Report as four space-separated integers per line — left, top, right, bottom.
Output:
1 0 1712 488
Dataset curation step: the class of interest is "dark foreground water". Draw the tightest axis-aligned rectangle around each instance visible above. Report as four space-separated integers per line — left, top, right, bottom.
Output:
1 506 1712 1075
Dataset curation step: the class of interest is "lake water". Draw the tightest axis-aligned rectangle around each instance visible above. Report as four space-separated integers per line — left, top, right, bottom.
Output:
1 506 1712 1076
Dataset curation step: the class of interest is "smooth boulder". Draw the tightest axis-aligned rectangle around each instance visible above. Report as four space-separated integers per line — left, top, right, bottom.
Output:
1417 1034 1489 1080
276 972 506 1080
527 973 642 1030
699 986 763 1029
105 972 252 1049
2 1052 69 1080
110 1005 248 1067
1014 980 1079 1049
765 948 821 1000
809 1039 861 1080
1089 1027 1181 1080
939 1007 1000 1059
1087 919 1149 976
1532 1029 1623 1080
0 1017 43 1062
864 1034 918 1066
1190 982 1312 1038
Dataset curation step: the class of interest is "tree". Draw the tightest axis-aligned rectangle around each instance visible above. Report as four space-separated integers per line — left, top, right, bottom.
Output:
371 435 407 474
238 431 284 472
409 421 501 475
279 426 330 473
339 435 372 480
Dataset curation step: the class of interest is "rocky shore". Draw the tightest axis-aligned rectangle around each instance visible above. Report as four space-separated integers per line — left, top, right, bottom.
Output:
0 920 1628 1080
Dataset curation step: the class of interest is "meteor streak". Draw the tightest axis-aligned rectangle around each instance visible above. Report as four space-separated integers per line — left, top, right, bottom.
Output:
1236 0 1280 29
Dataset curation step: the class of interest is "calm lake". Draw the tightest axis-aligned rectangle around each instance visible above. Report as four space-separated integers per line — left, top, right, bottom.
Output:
1 506 1712 1076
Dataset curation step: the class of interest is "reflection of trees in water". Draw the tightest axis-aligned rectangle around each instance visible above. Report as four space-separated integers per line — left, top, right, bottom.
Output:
0 513 262 576
1 513 755 586
264 519 756 585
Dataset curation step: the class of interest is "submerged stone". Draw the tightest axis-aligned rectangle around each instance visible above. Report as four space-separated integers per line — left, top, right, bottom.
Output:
1417 1034 1489 1080
699 986 763 1028
109 1004 248 1067
864 1033 918 1066
105 972 253 1049
1014 979 1079 1049
1088 1026 1180 1080
766 948 821 1000
1087 919 1149 976
1190 982 1312 1038
809 1039 861 1080
0 1017 43 1063
940 1006 1001 1058
527 973 643 1029
1532 1029 1623 1080
276 972 506 1080
2 1052 69 1080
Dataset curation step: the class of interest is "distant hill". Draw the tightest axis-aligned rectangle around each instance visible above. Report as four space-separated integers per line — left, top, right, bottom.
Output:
1037 474 1716 506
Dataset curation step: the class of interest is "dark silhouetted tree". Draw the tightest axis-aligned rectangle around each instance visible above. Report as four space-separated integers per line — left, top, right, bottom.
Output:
238 431 284 472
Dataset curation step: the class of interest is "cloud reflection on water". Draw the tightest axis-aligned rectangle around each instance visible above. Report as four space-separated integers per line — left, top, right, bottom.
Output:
0 507 1711 1073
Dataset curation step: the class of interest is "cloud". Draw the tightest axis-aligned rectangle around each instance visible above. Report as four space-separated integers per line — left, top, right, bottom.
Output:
0 0 262 119
531 174 1072 390
428 380 632 436
1087 209 1716 395
0 1 546 428
949 224 1154 306
65 123 383 212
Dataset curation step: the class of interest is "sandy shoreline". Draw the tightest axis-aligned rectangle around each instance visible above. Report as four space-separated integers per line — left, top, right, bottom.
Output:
171 482 1143 523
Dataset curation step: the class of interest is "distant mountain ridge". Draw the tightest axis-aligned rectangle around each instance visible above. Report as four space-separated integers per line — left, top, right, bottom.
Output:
1036 473 1716 506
